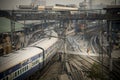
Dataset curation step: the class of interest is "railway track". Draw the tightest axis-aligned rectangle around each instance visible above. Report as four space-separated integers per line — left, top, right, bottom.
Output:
27 28 112 80
88 35 109 76
25 53 61 80
65 54 99 80
111 59 120 80
65 33 110 80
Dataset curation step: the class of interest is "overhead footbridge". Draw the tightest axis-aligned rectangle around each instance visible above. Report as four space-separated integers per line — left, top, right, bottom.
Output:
0 7 120 21
11 10 120 21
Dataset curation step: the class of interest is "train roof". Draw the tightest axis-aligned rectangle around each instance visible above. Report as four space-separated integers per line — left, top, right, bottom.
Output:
0 31 58 72
30 30 58 49
0 47 42 72
31 37 58 49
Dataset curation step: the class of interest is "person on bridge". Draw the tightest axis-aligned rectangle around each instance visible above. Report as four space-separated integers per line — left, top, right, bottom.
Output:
87 48 90 54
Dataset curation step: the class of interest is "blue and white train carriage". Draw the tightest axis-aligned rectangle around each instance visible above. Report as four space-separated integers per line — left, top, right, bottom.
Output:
0 31 59 80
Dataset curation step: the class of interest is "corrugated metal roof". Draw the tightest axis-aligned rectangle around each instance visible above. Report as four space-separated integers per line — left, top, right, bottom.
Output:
0 17 24 33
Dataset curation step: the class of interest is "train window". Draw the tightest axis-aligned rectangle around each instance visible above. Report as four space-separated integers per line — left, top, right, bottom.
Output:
2 77 7 80
6 76 8 80
34 61 36 65
23 68 25 72
22 68 24 73
12 72 15 79
20 67 24 74
36 60 38 64
24 67 26 71
18 70 19 76
35 60 37 64
26 65 28 70
20 69 22 74
10 74 12 79
15 72 17 77
20 68 22 73
19 69 21 74
35 61 37 64
32 62 34 66
23 67 25 72
16 71 19 77
25 66 27 71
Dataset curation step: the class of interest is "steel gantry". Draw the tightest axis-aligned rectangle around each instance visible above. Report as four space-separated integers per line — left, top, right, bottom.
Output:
2 9 119 21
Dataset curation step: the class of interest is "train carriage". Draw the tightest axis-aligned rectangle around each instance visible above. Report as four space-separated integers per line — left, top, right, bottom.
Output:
0 31 58 80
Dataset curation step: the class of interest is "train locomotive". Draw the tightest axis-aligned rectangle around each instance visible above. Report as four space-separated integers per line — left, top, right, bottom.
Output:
0 31 59 80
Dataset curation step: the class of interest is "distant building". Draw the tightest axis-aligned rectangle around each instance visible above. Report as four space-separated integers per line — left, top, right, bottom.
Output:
79 0 120 10
79 0 92 10
31 0 46 6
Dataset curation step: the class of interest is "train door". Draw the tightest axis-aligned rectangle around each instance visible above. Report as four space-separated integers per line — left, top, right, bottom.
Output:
39 52 43 69
8 74 13 80
43 50 46 66
33 46 45 68
2 75 9 80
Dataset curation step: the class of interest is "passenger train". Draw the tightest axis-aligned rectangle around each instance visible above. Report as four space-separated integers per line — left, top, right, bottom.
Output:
0 31 59 80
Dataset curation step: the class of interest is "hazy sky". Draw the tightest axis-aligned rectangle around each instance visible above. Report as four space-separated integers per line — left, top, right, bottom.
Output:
0 0 118 10
0 0 84 9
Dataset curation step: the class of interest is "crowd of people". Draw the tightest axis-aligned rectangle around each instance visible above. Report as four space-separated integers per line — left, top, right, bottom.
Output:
0 31 25 56
0 22 53 56
0 33 12 55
